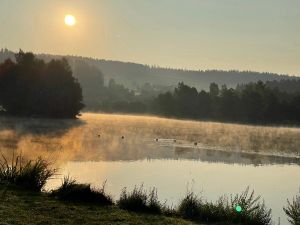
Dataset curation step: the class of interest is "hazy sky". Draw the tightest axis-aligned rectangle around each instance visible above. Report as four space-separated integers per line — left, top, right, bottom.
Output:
0 0 299 75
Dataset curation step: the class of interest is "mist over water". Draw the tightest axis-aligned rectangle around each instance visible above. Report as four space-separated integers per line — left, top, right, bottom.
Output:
0 113 299 224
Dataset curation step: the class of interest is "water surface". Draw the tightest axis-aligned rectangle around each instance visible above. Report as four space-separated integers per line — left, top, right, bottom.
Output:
0 113 299 225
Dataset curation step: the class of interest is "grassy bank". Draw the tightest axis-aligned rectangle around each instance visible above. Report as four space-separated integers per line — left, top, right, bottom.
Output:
0 185 196 225
1 154 299 224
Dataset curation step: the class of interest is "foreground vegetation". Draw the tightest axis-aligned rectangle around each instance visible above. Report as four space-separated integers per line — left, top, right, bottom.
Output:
284 190 300 225
0 185 193 225
0 154 299 224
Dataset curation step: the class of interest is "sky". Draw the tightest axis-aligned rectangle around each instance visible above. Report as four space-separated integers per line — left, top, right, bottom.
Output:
0 0 299 76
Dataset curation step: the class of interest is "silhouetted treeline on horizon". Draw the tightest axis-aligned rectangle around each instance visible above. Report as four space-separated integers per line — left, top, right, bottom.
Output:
97 81 300 124
0 51 84 118
153 82 300 124
0 50 300 124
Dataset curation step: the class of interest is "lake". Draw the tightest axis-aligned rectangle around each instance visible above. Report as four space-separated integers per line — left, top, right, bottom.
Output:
0 113 299 225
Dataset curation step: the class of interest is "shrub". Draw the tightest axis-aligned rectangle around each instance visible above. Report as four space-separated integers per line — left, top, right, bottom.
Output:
177 187 272 225
51 176 113 205
283 190 300 225
118 185 162 214
0 153 55 192
178 191 202 220
229 187 272 225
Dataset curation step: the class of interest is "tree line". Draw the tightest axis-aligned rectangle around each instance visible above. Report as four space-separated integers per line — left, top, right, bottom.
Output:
153 82 300 124
77 62 300 124
95 80 300 124
0 50 299 124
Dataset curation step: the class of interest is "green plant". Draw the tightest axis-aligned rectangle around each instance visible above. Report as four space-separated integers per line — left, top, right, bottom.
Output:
0 153 56 192
229 187 272 225
178 191 202 220
51 176 113 205
177 187 272 225
284 191 300 225
118 185 162 214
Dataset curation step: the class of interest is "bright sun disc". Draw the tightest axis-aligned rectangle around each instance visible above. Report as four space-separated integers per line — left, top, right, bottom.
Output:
65 15 76 26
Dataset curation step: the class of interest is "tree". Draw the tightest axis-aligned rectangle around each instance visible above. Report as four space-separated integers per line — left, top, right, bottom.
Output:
209 82 219 97
0 50 84 118
173 82 198 118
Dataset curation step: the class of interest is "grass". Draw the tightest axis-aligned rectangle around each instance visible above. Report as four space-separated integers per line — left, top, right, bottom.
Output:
50 176 113 205
118 185 162 214
0 153 56 192
284 190 300 225
0 184 196 225
0 154 275 225
178 191 202 219
229 187 272 225
177 187 272 225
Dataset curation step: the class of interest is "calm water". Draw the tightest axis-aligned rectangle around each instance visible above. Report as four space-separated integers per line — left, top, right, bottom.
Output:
1 113 300 225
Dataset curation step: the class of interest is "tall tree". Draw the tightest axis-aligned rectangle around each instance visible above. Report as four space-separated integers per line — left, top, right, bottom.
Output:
0 51 84 118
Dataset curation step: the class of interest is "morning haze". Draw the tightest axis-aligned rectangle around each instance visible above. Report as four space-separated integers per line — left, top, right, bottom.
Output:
0 0 299 75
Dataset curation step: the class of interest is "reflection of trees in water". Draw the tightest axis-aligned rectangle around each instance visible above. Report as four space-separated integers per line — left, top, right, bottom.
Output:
174 146 300 166
0 116 85 163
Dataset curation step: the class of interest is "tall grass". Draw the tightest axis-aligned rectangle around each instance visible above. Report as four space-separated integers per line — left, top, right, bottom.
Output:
177 187 272 225
178 191 202 219
118 185 162 214
0 153 286 224
229 187 272 225
51 176 113 205
283 190 300 225
0 153 55 191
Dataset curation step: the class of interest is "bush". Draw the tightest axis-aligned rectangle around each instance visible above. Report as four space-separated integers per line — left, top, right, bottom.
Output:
284 190 300 225
178 191 202 220
118 185 162 214
51 176 113 205
0 153 55 192
229 187 272 225
177 187 272 225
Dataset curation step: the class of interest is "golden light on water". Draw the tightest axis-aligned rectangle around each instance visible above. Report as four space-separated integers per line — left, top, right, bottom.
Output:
64 14 76 26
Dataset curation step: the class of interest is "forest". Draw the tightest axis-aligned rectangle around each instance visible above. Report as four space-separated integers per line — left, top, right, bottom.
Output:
0 50 299 124
91 79 300 124
154 82 300 124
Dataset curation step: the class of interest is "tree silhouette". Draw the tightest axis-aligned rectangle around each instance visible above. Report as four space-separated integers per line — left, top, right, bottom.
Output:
151 81 300 124
0 50 84 118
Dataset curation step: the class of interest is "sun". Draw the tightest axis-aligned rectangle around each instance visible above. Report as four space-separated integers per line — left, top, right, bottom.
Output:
64 15 76 26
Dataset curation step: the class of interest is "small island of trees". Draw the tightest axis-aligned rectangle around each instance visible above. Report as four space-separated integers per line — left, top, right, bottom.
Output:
0 51 84 118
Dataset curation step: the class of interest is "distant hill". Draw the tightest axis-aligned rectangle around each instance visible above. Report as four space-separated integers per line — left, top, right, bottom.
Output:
1 49 299 92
